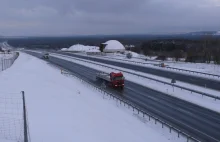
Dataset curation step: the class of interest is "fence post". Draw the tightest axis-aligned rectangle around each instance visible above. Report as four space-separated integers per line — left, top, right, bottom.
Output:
2 58 4 71
22 91 28 142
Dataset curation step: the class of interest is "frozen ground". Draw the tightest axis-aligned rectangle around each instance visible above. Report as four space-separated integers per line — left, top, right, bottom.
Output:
51 53 220 113
0 52 183 142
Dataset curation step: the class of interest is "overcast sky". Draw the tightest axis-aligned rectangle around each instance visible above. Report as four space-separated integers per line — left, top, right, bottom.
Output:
0 0 220 36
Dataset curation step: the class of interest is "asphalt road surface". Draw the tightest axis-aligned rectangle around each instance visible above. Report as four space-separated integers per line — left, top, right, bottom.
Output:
56 52 220 91
26 51 220 142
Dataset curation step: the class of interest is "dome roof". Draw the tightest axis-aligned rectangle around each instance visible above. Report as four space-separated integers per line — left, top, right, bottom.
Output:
103 40 125 52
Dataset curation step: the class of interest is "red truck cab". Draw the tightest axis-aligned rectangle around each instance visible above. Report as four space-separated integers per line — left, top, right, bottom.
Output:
110 72 125 89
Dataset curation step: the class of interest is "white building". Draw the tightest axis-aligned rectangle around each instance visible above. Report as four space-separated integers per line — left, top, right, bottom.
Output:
103 40 125 53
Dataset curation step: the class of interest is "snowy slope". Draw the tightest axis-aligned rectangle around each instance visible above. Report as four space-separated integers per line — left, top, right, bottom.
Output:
0 53 181 142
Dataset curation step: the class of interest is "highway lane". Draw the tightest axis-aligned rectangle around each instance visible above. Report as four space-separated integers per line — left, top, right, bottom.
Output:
26 51 220 142
56 52 220 91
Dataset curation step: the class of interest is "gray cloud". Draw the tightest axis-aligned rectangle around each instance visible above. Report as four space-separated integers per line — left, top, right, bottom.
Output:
0 0 220 36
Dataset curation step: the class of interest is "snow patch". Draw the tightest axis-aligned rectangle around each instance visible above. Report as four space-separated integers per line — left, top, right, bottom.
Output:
60 48 68 51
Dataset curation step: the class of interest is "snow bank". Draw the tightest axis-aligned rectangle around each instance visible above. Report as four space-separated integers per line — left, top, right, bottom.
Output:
0 53 177 142
125 51 140 58
61 48 68 51
61 44 100 52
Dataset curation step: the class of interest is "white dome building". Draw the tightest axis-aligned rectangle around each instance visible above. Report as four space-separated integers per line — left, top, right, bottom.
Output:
103 40 125 53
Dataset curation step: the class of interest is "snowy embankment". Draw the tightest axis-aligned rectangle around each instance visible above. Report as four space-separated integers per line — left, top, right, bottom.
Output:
61 44 100 52
50 53 220 113
0 52 179 142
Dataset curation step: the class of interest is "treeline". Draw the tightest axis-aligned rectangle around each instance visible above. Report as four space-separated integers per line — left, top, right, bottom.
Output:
129 37 220 64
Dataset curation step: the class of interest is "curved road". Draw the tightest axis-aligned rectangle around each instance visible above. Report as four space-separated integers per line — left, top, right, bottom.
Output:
26 51 220 142
56 52 220 91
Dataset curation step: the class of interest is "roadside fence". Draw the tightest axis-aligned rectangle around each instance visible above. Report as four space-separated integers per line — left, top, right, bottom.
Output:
0 52 19 71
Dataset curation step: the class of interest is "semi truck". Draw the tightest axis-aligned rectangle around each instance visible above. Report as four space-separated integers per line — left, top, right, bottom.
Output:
96 72 125 89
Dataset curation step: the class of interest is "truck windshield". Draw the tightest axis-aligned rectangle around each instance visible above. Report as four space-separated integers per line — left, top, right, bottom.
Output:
113 76 124 81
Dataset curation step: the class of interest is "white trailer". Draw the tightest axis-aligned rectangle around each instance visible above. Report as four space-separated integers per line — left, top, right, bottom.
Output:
96 72 110 82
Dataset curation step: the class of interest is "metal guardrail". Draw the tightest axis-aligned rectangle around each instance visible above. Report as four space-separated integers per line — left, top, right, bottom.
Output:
166 66 220 78
100 55 220 79
59 67 200 142
54 53 220 101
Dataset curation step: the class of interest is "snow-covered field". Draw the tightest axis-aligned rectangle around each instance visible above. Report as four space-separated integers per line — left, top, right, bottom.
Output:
0 52 183 142
50 53 220 113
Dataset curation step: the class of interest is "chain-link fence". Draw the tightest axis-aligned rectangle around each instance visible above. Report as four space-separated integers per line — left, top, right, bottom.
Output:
0 52 19 71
